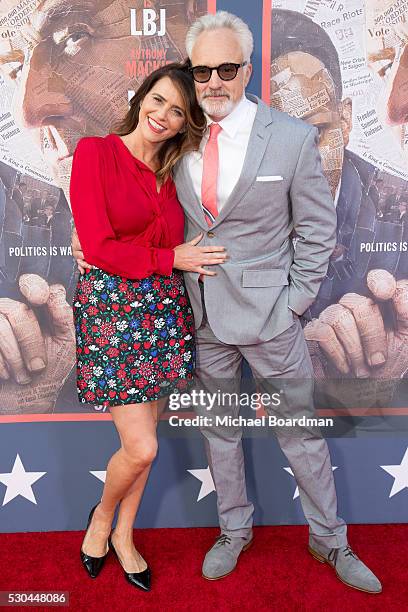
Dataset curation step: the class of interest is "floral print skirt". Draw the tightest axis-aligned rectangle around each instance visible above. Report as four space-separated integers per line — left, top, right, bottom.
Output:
72 268 196 410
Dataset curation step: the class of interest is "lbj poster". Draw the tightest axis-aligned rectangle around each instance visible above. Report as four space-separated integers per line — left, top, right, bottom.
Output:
0 0 209 416
267 1 408 420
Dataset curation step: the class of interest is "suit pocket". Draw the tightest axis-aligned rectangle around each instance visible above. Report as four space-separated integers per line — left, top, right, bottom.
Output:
256 175 284 182
242 268 289 288
251 181 284 192
250 181 285 206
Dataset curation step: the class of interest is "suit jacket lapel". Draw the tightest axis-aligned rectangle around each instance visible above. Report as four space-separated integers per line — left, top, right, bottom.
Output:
211 96 274 227
176 156 208 228
175 96 274 229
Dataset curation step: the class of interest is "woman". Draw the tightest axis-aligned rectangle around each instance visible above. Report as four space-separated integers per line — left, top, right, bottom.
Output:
70 62 227 591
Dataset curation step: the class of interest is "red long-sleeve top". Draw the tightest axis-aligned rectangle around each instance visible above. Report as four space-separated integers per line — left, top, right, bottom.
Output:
70 134 184 279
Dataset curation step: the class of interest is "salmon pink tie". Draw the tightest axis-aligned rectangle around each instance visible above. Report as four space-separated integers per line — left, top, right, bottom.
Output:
201 123 222 226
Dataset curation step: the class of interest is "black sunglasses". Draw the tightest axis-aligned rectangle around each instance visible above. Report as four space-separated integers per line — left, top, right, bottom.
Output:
189 62 248 83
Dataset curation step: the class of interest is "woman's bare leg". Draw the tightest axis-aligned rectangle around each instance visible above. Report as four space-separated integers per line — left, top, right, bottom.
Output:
81 399 160 558
110 397 168 572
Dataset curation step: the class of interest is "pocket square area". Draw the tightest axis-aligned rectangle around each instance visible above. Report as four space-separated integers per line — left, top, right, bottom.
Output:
256 175 283 182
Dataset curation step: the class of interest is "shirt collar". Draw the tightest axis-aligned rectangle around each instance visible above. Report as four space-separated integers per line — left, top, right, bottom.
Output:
205 95 253 138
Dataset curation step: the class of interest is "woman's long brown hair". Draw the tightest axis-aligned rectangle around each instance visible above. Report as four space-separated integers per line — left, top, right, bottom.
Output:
113 61 206 182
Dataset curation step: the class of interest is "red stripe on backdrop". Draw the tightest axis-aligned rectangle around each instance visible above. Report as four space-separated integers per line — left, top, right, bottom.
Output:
255 405 408 418
1 408 408 423
261 0 272 102
0 412 195 423
208 0 216 14
318 408 408 417
0 414 113 423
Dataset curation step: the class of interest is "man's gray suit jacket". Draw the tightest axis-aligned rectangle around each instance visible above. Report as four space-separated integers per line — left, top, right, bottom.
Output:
173 95 337 345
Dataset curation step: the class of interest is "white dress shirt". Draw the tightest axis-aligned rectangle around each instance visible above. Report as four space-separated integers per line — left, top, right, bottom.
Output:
187 95 258 211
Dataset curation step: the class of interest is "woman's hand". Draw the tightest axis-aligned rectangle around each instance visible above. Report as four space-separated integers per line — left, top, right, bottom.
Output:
72 228 93 274
173 233 227 276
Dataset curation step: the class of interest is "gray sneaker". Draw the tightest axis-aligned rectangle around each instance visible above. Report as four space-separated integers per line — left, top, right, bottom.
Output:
202 533 253 580
309 536 382 594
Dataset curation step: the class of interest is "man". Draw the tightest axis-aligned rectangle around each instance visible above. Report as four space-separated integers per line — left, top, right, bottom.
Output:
181 11 381 592
74 10 381 593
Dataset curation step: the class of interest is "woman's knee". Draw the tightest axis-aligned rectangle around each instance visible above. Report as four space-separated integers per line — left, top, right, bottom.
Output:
122 438 158 470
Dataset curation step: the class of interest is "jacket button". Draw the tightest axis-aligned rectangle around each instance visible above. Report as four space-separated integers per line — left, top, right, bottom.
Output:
207 231 215 238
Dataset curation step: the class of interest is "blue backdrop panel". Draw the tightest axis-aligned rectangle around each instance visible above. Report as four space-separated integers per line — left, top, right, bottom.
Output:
1 422 407 532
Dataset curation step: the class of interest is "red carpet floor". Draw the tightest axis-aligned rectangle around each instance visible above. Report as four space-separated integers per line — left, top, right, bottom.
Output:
0 524 406 611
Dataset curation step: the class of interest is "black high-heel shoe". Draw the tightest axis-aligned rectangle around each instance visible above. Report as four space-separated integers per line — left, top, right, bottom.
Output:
80 503 111 578
108 535 151 591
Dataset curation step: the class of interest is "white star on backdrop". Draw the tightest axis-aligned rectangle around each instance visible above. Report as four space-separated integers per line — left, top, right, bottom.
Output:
381 447 408 498
283 466 338 500
90 470 106 483
188 466 215 501
0 454 46 506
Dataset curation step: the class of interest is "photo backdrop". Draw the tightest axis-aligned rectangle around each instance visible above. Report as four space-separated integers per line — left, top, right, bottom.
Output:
0 0 407 532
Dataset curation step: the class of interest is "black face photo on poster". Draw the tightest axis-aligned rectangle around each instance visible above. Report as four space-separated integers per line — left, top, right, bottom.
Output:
0 0 207 414
270 8 408 423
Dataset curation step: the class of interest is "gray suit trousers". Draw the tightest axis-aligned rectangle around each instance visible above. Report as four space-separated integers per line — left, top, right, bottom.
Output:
194 288 347 549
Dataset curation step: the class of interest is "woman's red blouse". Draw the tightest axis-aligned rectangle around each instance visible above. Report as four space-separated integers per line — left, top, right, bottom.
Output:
70 133 184 279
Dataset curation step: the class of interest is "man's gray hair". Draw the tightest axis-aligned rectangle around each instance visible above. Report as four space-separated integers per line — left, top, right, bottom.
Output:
185 11 254 62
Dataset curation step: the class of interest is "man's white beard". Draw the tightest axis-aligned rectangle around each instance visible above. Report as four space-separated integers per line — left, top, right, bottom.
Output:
200 96 235 119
